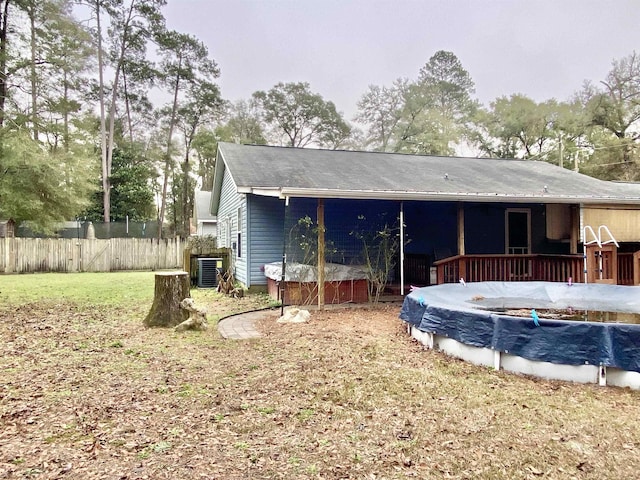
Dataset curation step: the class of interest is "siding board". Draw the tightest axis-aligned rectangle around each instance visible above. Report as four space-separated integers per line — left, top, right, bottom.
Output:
248 195 286 286
217 167 247 284
583 205 640 242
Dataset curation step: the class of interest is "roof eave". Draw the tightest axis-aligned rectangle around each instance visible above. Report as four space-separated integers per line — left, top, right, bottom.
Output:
238 187 284 197
278 187 640 204
210 151 226 214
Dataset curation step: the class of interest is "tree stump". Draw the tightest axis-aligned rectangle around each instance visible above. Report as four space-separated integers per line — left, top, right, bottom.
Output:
144 271 190 328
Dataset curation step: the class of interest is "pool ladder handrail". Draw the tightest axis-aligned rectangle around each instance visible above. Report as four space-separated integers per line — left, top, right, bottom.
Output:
582 225 619 283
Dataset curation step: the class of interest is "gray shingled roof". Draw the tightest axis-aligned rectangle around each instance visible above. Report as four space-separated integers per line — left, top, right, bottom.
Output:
194 190 216 222
216 142 640 204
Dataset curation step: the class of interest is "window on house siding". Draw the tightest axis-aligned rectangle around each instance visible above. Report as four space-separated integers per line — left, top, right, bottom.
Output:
237 207 242 258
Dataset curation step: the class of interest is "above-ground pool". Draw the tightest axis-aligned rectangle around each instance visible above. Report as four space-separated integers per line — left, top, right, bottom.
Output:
400 281 640 389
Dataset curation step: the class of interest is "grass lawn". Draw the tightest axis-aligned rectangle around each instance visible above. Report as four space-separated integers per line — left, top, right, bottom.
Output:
0 271 157 305
1 271 640 479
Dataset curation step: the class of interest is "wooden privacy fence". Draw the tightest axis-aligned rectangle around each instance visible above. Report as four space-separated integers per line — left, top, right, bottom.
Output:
1 237 184 273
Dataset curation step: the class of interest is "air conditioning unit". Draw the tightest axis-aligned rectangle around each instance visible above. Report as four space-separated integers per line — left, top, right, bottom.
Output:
197 258 222 288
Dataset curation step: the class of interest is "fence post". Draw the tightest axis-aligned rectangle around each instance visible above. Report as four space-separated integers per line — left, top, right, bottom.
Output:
2 236 7 273
76 239 82 273
459 257 467 282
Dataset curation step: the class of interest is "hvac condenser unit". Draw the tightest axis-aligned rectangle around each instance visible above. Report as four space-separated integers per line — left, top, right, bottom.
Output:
197 258 222 288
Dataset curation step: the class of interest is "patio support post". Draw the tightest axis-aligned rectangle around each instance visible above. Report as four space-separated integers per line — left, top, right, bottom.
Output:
570 205 579 255
280 196 289 316
457 203 465 256
459 257 467 282
400 201 405 295
317 199 325 310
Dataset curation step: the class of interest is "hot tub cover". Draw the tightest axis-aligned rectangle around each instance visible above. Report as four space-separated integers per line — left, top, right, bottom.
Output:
400 282 640 373
264 262 368 283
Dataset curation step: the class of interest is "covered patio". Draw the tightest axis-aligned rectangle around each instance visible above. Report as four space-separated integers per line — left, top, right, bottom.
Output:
212 143 640 305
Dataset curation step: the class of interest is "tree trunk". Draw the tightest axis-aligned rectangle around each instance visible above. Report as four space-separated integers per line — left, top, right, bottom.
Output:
0 0 9 129
62 70 69 152
144 271 190 327
94 1 110 224
28 2 38 141
104 2 135 221
123 67 134 142
181 147 191 237
158 57 183 240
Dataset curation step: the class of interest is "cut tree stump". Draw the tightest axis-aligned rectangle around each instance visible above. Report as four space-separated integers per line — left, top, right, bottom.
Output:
144 271 190 328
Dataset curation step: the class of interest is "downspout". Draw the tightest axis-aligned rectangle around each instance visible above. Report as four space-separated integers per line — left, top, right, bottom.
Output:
280 196 289 316
246 199 251 288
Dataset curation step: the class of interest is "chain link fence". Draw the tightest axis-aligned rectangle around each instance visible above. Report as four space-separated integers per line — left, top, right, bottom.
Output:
18 220 162 239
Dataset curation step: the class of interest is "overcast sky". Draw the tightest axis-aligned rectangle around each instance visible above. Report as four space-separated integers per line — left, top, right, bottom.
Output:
163 0 640 122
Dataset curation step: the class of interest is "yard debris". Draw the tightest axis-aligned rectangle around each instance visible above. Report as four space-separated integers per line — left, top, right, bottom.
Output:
277 307 311 323
174 298 208 332
3 297 640 479
216 269 244 298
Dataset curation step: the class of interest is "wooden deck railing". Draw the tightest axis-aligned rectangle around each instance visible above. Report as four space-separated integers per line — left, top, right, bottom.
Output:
434 254 584 285
435 253 640 285
619 252 640 285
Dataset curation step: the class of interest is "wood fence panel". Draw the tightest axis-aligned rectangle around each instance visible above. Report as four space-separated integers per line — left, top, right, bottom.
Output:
82 240 108 272
1 238 183 273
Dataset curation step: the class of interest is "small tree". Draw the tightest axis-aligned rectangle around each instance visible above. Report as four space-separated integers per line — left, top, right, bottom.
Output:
351 214 406 304
187 235 217 255
288 215 342 304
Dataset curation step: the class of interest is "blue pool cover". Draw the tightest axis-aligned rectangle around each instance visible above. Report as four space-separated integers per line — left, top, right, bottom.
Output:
400 282 640 373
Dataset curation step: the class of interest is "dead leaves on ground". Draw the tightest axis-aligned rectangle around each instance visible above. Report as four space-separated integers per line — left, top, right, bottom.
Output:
1 301 640 479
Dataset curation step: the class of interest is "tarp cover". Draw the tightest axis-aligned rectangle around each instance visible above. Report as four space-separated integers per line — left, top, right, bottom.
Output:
264 262 368 282
400 282 640 372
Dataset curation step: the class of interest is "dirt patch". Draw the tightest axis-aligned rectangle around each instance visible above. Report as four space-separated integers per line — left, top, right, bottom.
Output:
2 299 640 479
258 304 403 337
193 291 275 320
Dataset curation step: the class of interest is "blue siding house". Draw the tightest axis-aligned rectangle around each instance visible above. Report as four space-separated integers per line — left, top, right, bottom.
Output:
210 142 640 292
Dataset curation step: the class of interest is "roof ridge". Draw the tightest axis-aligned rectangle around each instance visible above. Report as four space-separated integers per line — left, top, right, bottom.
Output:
219 141 531 162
